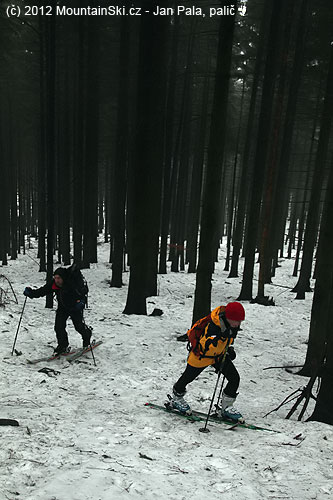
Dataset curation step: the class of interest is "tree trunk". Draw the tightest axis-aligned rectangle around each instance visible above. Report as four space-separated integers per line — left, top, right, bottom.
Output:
111 10 129 288
224 78 245 272
45 3 56 308
187 76 209 273
256 0 293 299
158 15 179 275
300 156 333 379
82 18 99 268
307 162 333 425
238 0 285 301
193 0 237 323
73 17 86 266
123 3 167 314
38 12 47 272
228 0 270 279
293 45 333 298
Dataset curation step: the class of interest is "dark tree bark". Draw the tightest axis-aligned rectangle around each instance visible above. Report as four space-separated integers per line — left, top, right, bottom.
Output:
73 17 86 266
228 0 270 278
38 12 47 272
123 3 167 314
193 0 237 323
186 76 209 273
238 0 285 301
0 117 9 264
256 0 294 299
82 18 99 268
111 11 130 288
269 0 309 270
293 45 333 298
57 49 71 266
8 111 18 260
45 3 56 308
168 23 195 273
224 78 245 272
158 15 179 275
306 162 333 425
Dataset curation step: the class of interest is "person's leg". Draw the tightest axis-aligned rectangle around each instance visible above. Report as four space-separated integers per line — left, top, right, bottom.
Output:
218 357 243 422
54 308 70 351
171 364 206 414
70 310 92 346
220 357 240 398
173 364 205 394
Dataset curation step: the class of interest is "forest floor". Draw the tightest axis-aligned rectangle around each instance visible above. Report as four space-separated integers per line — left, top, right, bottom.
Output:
0 240 332 500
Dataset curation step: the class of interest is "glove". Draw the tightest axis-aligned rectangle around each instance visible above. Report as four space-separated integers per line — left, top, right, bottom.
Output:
23 287 33 298
75 300 85 311
227 346 236 360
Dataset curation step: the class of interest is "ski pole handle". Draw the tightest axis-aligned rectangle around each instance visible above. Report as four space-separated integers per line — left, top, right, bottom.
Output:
11 296 27 356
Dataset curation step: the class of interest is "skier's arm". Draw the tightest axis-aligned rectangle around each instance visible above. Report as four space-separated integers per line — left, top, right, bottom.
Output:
28 282 53 298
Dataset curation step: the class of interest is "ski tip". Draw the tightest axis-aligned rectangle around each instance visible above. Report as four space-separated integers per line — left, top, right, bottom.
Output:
0 419 19 427
226 423 239 430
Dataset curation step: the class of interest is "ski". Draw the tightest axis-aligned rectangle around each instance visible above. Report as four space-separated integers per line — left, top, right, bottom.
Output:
27 348 78 364
145 403 202 423
66 340 103 362
145 402 278 432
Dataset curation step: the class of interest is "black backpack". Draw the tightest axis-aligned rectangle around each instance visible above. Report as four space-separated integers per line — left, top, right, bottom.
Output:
67 264 89 302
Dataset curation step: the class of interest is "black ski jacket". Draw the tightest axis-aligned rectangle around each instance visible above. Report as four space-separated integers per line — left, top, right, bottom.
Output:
30 280 87 311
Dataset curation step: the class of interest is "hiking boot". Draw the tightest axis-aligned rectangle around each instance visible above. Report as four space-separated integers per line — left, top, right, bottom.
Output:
216 391 245 423
170 387 192 415
54 344 70 355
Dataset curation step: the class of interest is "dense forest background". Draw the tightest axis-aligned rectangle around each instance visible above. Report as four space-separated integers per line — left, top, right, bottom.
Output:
0 0 333 423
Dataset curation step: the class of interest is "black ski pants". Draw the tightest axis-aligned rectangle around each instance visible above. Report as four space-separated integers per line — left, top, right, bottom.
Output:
173 356 240 398
55 307 90 347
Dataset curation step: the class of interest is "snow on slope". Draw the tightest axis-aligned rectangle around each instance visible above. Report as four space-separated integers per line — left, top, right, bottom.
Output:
0 240 332 500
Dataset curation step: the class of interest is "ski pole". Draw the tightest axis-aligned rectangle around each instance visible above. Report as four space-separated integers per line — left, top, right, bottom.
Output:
199 369 222 434
215 374 226 411
89 342 96 366
11 296 27 356
83 320 96 366
199 338 231 433
216 341 236 409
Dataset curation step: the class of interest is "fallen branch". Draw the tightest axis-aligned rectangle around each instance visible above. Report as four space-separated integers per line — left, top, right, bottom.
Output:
263 365 303 371
139 452 154 461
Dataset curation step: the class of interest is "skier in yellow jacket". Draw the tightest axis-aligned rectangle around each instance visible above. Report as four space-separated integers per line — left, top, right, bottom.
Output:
170 302 245 422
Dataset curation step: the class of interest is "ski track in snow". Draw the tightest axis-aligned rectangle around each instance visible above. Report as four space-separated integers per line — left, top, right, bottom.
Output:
1 241 333 499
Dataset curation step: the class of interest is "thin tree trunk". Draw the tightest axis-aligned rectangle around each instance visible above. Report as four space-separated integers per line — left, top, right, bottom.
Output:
111 10 129 288
193 0 237 322
224 78 245 272
238 0 285 301
45 3 56 308
293 45 333 298
228 0 269 278
187 76 209 273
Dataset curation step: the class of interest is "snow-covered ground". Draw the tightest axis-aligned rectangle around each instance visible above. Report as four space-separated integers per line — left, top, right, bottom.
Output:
1 240 332 500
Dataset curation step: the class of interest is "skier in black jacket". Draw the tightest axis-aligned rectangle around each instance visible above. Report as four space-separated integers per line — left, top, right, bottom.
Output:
23 267 92 354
